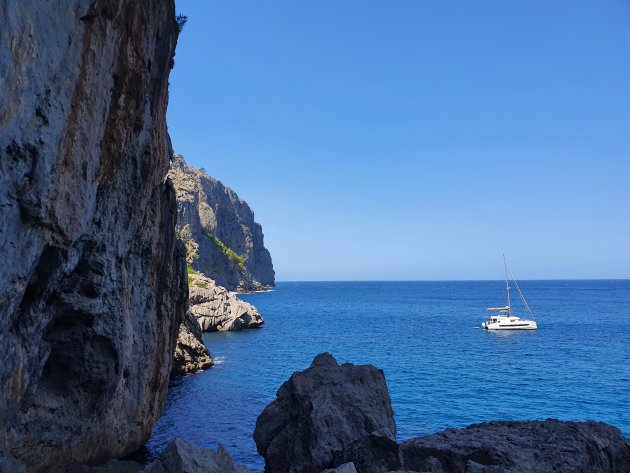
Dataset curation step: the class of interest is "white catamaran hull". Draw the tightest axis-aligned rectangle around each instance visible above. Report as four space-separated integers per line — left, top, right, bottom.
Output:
482 319 537 330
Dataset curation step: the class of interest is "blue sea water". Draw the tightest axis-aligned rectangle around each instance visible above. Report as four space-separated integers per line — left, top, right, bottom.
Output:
147 280 630 471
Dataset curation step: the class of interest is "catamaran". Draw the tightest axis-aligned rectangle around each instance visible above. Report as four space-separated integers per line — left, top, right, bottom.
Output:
482 256 537 330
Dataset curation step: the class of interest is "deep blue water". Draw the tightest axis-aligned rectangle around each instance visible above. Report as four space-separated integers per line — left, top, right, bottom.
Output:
147 280 630 471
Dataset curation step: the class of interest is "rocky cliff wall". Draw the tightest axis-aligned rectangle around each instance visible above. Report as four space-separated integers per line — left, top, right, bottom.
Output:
0 0 185 468
169 154 275 292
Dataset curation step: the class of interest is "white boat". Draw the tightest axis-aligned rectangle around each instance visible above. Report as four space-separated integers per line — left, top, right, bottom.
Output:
482 256 537 330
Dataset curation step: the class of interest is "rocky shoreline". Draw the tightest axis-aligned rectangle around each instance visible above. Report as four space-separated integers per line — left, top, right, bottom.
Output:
172 271 264 375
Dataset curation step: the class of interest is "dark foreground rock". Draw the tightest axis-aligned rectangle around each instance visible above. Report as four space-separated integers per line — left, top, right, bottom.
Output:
255 353 630 473
144 438 250 473
254 353 400 473
0 0 186 469
402 419 630 473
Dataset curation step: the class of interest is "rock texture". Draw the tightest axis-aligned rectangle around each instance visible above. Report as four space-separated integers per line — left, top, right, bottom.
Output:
144 438 251 473
189 272 264 331
255 354 630 473
402 419 630 473
321 464 358 473
172 311 214 376
0 0 186 469
169 154 274 292
254 353 399 473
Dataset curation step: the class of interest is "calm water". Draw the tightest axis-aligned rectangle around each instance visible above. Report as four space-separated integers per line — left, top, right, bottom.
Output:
147 280 630 471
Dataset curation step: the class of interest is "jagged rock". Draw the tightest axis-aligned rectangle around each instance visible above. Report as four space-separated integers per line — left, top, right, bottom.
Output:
169 154 275 292
401 419 630 473
254 353 397 473
144 438 250 473
172 311 214 376
188 273 264 331
0 0 186 469
321 463 358 473
332 429 404 473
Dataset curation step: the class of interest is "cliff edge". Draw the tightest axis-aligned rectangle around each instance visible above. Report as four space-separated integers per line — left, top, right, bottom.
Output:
0 0 185 468
169 154 275 292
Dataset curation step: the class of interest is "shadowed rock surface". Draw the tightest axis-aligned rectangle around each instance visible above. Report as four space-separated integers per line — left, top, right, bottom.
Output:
0 0 185 468
189 272 264 331
254 353 398 473
321 464 358 473
255 354 630 473
401 419 630 473
172 311 214 376
169 154 274 292
144 438 251 473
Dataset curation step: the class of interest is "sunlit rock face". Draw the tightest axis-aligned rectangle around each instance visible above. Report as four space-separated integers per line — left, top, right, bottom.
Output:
188 272 264 332
169 154 275 292
0 0 186 468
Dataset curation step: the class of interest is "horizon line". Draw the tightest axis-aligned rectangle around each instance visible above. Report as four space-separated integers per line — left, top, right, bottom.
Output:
272 278 630 283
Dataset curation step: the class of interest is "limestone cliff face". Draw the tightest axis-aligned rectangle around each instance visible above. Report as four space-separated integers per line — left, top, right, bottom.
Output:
0 0 185 469
169 155 275 292
189 272 264 332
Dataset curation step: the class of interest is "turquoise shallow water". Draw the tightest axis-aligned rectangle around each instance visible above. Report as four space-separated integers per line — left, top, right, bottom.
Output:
147 280 630 471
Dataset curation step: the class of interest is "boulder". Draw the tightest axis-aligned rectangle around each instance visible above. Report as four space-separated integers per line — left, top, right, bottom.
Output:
321 463 358 473
144 438 250 473
189 273 264 331
172 311 214 376
401 419 630 473
332 429 404 473
254 353 398 473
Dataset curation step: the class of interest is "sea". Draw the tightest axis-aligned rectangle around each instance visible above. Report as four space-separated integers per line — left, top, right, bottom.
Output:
146 280 630 471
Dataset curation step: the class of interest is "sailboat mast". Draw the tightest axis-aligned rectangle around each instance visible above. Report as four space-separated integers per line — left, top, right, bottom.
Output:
503 254 511 315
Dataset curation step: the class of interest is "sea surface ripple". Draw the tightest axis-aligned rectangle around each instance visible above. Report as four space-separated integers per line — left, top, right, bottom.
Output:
147 280 630 471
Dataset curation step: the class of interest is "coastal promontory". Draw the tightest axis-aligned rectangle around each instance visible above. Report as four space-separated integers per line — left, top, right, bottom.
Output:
169 154 275 292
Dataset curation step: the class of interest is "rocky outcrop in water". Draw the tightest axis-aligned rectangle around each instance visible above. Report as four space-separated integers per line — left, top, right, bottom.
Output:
145 438 251 473
0 0 185 469
255 353 630 473
254 353 400 473
402 419 630 473
169 154 275 292
188 272 264 331
172 311 214 376
171 271 263 375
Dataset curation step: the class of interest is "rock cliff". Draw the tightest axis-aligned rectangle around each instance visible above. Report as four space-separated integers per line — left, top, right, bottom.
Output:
0 0 185 469
169 154 275 292
188 272 264 332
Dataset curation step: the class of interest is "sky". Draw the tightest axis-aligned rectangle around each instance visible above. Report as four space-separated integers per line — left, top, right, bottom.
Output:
169 1 630 281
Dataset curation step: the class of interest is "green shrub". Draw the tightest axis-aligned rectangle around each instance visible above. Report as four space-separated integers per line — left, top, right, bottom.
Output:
207 233 246 271
187 264 198 275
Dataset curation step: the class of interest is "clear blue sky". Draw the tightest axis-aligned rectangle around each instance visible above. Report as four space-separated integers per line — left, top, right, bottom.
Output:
169 0 630 281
